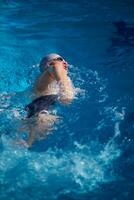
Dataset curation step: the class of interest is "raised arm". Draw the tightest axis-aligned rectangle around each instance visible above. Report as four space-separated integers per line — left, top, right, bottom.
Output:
52 61 75 104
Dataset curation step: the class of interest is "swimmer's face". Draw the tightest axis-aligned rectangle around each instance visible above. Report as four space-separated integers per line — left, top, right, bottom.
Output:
47 56 68 70
39 54 68 72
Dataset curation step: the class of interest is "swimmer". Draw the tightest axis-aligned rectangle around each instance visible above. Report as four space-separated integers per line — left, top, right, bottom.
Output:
23 53 75 148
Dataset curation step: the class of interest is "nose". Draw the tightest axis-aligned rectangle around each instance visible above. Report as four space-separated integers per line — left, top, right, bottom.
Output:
63 61 68 66
63 61 68 70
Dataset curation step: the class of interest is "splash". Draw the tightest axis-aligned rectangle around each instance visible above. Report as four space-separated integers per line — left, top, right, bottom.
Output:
0 129 121 200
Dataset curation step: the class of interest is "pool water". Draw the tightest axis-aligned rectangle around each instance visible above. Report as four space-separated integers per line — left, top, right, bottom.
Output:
0 0 134 200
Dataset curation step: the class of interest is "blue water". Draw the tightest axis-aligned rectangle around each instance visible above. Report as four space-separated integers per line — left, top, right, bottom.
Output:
0 0 134 199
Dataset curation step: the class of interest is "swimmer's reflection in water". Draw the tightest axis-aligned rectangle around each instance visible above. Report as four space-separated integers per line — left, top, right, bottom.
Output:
19 53 75 148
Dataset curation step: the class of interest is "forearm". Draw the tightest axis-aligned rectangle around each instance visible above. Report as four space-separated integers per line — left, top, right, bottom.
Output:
58 78 75 103
52 61 75 103
27 130 35 148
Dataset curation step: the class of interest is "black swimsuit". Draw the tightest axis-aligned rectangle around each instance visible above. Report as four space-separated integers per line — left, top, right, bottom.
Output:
25 95 58 118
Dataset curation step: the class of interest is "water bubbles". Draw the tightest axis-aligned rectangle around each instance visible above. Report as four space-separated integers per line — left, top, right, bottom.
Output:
32 63 40 68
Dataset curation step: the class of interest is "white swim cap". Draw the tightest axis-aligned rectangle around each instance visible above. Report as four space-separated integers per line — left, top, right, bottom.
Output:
39 53 62 72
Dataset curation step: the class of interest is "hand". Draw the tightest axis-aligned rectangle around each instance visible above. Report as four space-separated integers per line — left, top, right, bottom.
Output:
13 139 29 148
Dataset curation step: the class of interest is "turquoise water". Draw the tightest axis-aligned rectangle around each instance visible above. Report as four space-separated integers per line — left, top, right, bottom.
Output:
0 0 134 199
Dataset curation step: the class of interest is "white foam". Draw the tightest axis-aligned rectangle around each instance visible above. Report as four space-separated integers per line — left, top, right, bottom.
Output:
0 134 121 198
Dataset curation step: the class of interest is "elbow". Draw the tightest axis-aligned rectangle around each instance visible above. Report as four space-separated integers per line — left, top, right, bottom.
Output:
60 98 73 105
60 94 74 105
